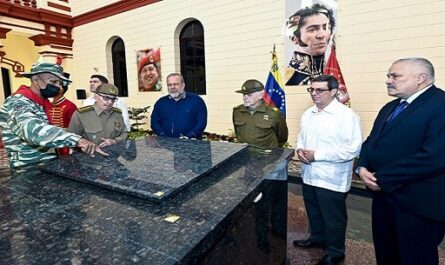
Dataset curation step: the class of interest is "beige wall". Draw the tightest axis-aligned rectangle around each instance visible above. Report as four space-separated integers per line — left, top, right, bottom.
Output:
0 33 40 101
70 0 445 143
71 0 291 138
70 0 120 17
337 0 445 136
3 0 444 145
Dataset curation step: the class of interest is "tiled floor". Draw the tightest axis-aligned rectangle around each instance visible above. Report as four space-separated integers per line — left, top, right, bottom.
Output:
287 182 445 265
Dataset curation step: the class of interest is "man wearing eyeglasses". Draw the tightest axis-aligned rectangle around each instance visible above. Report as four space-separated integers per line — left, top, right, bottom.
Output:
0 62 107 168
294 75 361 265
68 83 128 147
84 74 131 132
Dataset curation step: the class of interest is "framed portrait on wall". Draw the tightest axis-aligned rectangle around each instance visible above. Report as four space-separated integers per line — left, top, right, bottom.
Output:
137 48 162 92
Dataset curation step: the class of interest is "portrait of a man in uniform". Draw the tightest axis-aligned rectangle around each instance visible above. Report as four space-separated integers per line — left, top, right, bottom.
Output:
137 48 162 92
284 3 335 86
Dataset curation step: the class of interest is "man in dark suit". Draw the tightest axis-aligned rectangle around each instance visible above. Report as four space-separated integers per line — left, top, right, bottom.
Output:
357 57 445 265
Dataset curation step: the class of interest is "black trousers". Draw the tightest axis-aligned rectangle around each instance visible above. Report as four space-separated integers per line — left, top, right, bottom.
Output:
302 184 348 257
372 192 445 265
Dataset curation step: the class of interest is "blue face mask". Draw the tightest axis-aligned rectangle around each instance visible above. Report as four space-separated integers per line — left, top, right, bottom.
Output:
40 83 60 99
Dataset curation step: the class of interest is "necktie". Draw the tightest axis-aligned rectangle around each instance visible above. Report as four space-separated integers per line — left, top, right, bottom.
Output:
387 101 409 123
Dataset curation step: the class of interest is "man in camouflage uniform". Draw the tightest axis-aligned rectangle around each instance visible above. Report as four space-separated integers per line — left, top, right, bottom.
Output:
0 62 105 168
68 83 128 147
233 79 288 148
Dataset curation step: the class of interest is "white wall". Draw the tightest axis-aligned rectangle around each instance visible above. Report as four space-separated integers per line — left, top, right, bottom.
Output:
70 0 120 17
337 0 445 135
70 0 445 144
71 0 296 140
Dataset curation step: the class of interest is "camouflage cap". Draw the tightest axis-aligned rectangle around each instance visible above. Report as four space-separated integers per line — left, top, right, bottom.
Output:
96 83 119 96
21 62 72 83
236 79 264 94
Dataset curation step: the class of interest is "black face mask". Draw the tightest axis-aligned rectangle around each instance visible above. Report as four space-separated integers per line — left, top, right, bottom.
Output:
40 83 60 99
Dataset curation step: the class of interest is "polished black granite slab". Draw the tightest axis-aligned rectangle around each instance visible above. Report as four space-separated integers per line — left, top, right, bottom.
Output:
40 137 246 202
0 137 294 265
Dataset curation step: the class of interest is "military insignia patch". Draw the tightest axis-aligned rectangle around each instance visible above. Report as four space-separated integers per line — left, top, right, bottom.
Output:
112 107 122 114
79 105 94 113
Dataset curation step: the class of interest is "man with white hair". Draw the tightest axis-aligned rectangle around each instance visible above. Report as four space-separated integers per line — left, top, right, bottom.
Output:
232 79 288 148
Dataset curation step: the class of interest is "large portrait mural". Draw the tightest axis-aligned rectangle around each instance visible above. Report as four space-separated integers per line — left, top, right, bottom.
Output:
285 0 336 86
285 0 349 103
137 48 162 92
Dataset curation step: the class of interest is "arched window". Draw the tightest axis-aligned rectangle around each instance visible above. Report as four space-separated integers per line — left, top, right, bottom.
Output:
111 38 128 97
179 20 206 95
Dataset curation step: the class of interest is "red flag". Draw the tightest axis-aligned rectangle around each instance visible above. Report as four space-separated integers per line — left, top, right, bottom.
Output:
323 45 350 104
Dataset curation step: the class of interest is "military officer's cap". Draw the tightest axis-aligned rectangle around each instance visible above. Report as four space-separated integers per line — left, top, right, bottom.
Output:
236 79 265 94
96 83 119 97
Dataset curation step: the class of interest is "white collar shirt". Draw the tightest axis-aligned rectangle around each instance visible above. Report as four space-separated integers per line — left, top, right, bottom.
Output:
404 84 432 104
296 99 362 192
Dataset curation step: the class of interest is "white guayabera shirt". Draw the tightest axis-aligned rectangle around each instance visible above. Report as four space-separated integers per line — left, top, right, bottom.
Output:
296 99 362 193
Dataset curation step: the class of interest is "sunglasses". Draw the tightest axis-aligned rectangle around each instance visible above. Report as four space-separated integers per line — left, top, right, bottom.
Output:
97 94 117 102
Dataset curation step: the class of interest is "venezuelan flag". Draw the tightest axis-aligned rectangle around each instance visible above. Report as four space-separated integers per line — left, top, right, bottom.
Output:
263 46 286 116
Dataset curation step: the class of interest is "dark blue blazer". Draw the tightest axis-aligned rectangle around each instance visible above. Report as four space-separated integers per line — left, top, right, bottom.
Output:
357 85 445 221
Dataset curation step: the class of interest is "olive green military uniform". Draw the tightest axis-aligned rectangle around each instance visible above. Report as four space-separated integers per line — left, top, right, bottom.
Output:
233 79 288 148
68 104 128 145
233 101 288 148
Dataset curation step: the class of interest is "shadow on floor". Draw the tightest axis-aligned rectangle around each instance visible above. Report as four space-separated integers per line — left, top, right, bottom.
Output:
287 182 445 265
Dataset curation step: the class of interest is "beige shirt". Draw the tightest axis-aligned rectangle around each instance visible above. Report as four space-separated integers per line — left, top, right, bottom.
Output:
68 104 128 145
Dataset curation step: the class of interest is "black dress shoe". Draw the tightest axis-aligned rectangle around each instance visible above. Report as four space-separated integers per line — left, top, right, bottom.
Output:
315 254 345 265
292 238 323 248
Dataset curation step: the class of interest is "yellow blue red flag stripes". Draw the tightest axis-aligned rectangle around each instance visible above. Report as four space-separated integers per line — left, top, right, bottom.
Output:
263 46 286 116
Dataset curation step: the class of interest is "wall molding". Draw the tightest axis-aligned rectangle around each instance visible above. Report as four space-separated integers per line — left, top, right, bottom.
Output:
0 2 72 27
1 0 161 50
0 27 11 39
29 34 73 47
73 0 161 27
47 1 71 12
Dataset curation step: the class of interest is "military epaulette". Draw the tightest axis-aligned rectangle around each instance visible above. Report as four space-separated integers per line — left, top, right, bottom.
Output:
233 104 244 110
78 105 94 113
112 107 122 114
271 107 279 112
